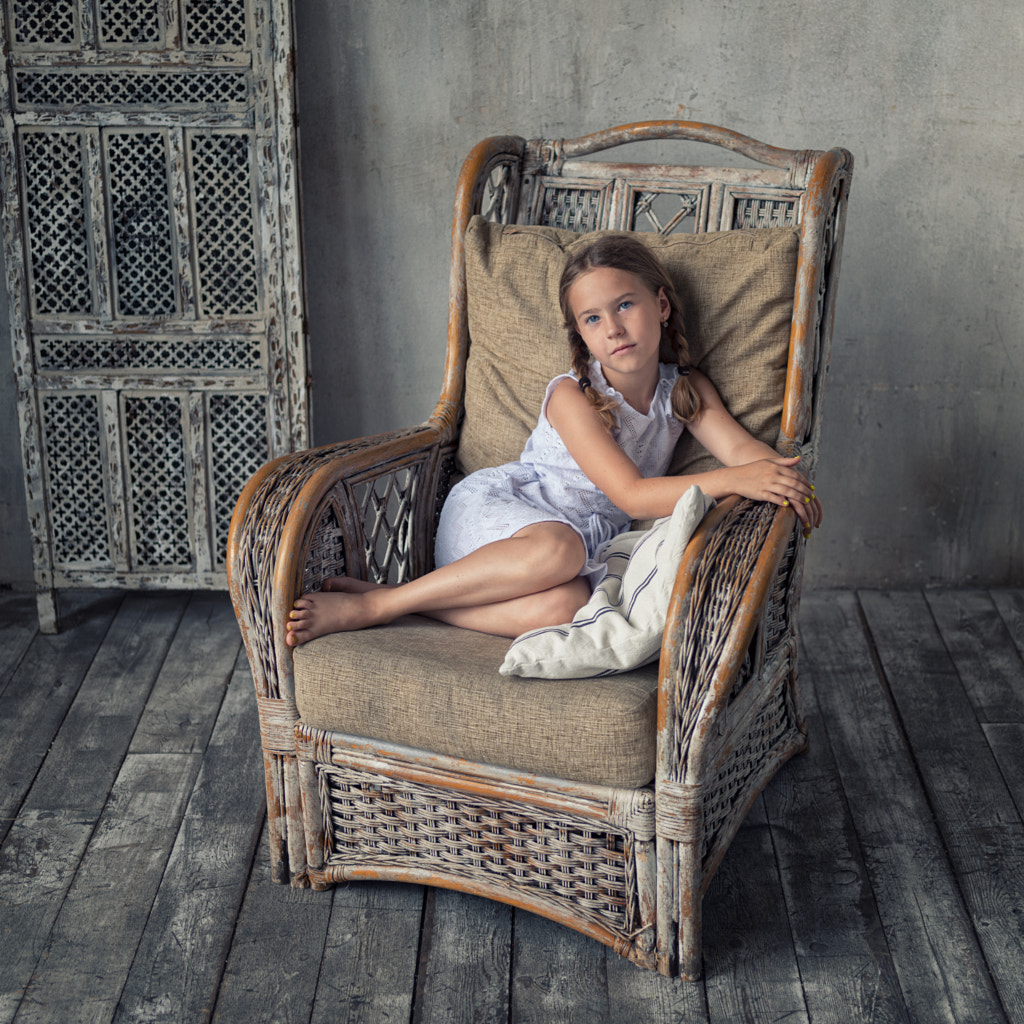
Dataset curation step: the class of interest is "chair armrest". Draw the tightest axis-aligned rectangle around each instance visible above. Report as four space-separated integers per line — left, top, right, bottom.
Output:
653 495 803 975
228 424 452 704
656 495 802 786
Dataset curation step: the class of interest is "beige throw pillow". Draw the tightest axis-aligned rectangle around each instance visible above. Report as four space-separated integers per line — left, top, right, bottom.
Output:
457 216 799 479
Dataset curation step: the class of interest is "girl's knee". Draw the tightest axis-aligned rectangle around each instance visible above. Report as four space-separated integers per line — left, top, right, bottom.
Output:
516 524 585 585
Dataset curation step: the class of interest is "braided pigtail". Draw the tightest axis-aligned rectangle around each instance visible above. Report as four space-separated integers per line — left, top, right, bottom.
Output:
657 282 703 424
569 332 620 431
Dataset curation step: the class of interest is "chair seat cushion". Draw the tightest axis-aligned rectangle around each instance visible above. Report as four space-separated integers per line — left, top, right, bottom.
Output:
293 616 659 788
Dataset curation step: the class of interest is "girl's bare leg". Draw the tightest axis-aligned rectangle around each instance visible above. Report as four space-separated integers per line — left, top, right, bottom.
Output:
424 576 591 636
315 573 589 637
286 522 586 645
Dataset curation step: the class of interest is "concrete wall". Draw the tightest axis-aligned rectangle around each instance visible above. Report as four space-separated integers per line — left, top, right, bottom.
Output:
2 0 1021 588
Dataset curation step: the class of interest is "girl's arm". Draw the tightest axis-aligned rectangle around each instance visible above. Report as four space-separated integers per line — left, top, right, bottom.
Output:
546 372 821 529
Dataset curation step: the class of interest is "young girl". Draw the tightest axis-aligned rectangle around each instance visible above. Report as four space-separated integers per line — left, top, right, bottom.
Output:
286 235 822 646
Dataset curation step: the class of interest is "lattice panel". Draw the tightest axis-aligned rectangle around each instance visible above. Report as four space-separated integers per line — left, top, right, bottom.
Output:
352 467 418 584
107 131 176 317
35 335 262 371
208 392 267 566
631 190 703 235
318 764 634 931
14 69 249 108
41 393 110 564
2 0 308 611
11 0 78 46
21 130 92 314
98 0 161 46
124 395 192 568
190 132 260 316
184 0 247 49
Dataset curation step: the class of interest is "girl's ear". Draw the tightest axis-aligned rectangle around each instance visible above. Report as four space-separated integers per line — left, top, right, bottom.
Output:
657 286 670 321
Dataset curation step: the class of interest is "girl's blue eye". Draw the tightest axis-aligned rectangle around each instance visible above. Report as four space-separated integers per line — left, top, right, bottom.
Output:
619 300 633 311
585 314 600 325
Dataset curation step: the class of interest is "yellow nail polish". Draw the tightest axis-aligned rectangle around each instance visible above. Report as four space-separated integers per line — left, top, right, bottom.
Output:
783 500 789 507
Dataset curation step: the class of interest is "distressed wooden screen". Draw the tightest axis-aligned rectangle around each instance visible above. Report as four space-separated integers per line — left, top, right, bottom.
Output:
0 0 307 630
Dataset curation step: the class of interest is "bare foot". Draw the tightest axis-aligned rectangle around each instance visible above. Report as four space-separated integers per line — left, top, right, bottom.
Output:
285 590 381 645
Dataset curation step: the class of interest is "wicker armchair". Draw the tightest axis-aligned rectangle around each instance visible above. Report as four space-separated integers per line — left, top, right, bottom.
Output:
227 121 852 980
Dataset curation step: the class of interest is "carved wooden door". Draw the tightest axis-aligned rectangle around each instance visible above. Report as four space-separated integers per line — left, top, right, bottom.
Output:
0 0 307 630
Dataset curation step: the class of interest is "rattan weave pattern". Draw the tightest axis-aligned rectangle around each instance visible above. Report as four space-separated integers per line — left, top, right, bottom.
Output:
234 427 435 701
671 499 776 772
698 660 797 865
316 761 640 935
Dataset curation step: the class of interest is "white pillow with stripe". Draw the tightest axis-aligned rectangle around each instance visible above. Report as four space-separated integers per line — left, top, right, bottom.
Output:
500 486 714 678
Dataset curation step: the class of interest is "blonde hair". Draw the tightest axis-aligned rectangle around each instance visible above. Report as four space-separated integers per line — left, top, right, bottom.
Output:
558 235 702 431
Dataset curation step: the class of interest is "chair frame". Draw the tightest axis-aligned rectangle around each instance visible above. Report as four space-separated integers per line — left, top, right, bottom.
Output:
228 120 853 979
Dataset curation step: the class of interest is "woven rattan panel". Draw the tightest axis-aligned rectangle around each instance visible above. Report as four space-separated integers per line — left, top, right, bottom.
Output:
699 661 799 865
0 0 307 627
316 761 641 938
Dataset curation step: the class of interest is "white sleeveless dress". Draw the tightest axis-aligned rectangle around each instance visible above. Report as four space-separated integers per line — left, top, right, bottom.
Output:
435 362 684 588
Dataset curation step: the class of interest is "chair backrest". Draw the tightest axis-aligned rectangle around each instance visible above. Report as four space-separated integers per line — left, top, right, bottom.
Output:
434 121 853 483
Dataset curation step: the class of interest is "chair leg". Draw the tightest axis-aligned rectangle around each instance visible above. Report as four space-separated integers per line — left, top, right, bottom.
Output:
677 843 704 981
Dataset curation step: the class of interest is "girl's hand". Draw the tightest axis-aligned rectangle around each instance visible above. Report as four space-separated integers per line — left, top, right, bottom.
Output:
728 456 822 532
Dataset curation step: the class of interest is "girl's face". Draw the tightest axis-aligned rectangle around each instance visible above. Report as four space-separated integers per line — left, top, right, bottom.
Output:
567 267 669 379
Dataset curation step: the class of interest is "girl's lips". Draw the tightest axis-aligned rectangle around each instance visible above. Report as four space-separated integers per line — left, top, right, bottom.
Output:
611 343 636 355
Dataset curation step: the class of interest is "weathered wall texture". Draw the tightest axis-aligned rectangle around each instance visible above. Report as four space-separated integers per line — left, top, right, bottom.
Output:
2 0 1021 588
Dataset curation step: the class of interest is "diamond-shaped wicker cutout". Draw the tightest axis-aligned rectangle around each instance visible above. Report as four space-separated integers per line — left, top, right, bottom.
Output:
353 467 418 585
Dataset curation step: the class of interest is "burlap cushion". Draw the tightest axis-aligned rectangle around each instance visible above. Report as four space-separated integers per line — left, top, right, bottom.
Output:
293 616 658 787
457 217 799 479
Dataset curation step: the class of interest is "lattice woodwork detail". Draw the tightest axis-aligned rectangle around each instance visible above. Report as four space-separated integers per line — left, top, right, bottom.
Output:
41 393 110 564
35 334 262 371
631 190 702 235
352 466 419 585
184 0 247 49
107 130 176 317
124 395 192 568
14 69 250 108
98 0 161 46
11 1 78 46
190 132 260 316
3 0 306 608
208 392 267 566
21 130 92 314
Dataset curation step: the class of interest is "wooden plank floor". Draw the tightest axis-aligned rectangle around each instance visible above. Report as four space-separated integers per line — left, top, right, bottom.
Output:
1 587 1023 1023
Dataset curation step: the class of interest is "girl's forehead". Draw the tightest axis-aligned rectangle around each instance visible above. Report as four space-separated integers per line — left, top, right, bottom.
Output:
567 266 654 309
